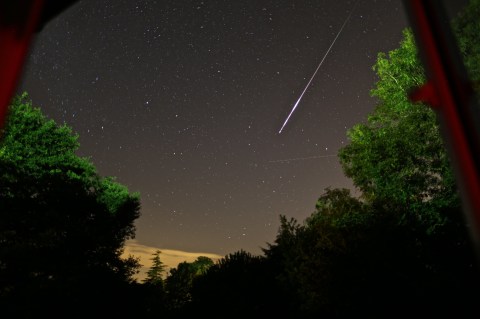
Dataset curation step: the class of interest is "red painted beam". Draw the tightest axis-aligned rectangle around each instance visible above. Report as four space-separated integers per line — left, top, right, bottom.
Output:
404 0 480 252
0 0 45 131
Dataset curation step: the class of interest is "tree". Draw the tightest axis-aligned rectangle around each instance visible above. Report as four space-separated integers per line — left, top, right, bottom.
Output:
338 0 480 233
190 256 214 276
165 261 194 310
338 29 457 232
264 189 379 317
144 250 166 286
454 0 480 91
335 4 480 316
162 256 214 313
190 251 281 318
141 250 168 317
0 93 141 317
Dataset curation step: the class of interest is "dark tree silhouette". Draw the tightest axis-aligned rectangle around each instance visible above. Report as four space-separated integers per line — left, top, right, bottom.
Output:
0 93 141 317
144 250 166 286
189 250 283 318
263 4 480 317
163 256 214 314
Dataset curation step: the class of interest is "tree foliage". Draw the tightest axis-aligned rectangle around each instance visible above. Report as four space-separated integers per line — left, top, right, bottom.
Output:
339 30 458 233
262 3 480 317
144 250 166 286
3 2 479 317
189 250 281 318
127 2 480 316
0 93 141 317
265 189 386 317
163 256 214 312
454 0 480 89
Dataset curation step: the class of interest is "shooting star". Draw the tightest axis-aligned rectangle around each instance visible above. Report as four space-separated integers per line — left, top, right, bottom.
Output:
278 1 359 134
268 154 337 163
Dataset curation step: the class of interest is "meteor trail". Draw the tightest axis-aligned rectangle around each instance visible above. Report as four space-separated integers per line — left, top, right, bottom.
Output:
278 1 359 134
268 154 337 163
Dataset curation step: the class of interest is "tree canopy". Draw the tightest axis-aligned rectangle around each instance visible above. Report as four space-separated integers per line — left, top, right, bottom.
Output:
2 2 479 318
338 29 459 234
0 93 141 317
263 3 480 317
143 250 166 286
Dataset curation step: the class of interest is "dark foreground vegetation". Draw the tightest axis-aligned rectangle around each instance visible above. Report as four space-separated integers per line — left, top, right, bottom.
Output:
1 1 479 318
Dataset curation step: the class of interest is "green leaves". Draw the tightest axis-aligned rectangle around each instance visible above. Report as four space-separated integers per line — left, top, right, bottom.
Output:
371 30 424 106
97 177 138 214
0 93 141 311
454 0 480 85
261 6 480 316
339 29 459 230
144 250 166 286
1 93 95 185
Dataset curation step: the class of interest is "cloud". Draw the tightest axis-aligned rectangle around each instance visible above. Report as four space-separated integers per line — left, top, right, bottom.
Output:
122 240 223 282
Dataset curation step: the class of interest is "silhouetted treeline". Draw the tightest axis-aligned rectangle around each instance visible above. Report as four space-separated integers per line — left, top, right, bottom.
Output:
2 1 480 318
127 2 480 317
0 94 141 318
141 189 478 318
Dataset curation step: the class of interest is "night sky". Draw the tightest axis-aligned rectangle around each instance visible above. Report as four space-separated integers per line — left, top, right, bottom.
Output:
18 0 408 256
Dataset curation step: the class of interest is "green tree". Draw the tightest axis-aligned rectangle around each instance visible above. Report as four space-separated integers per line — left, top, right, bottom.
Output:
164 256 214 311
141 250 168 317
339 0 480 233
144 250 166 286
334 4 480 316
0 93 141 317
191 256 214 276
338 29 457 232
454 0 480 90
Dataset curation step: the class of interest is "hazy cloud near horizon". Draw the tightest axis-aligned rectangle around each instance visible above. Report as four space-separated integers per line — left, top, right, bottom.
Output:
122 240 223 281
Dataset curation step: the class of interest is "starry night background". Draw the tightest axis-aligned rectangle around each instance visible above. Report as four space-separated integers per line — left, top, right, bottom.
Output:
18 0 408 256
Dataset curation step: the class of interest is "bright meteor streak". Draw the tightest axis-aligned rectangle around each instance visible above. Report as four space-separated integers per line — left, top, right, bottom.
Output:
278 1 359 134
